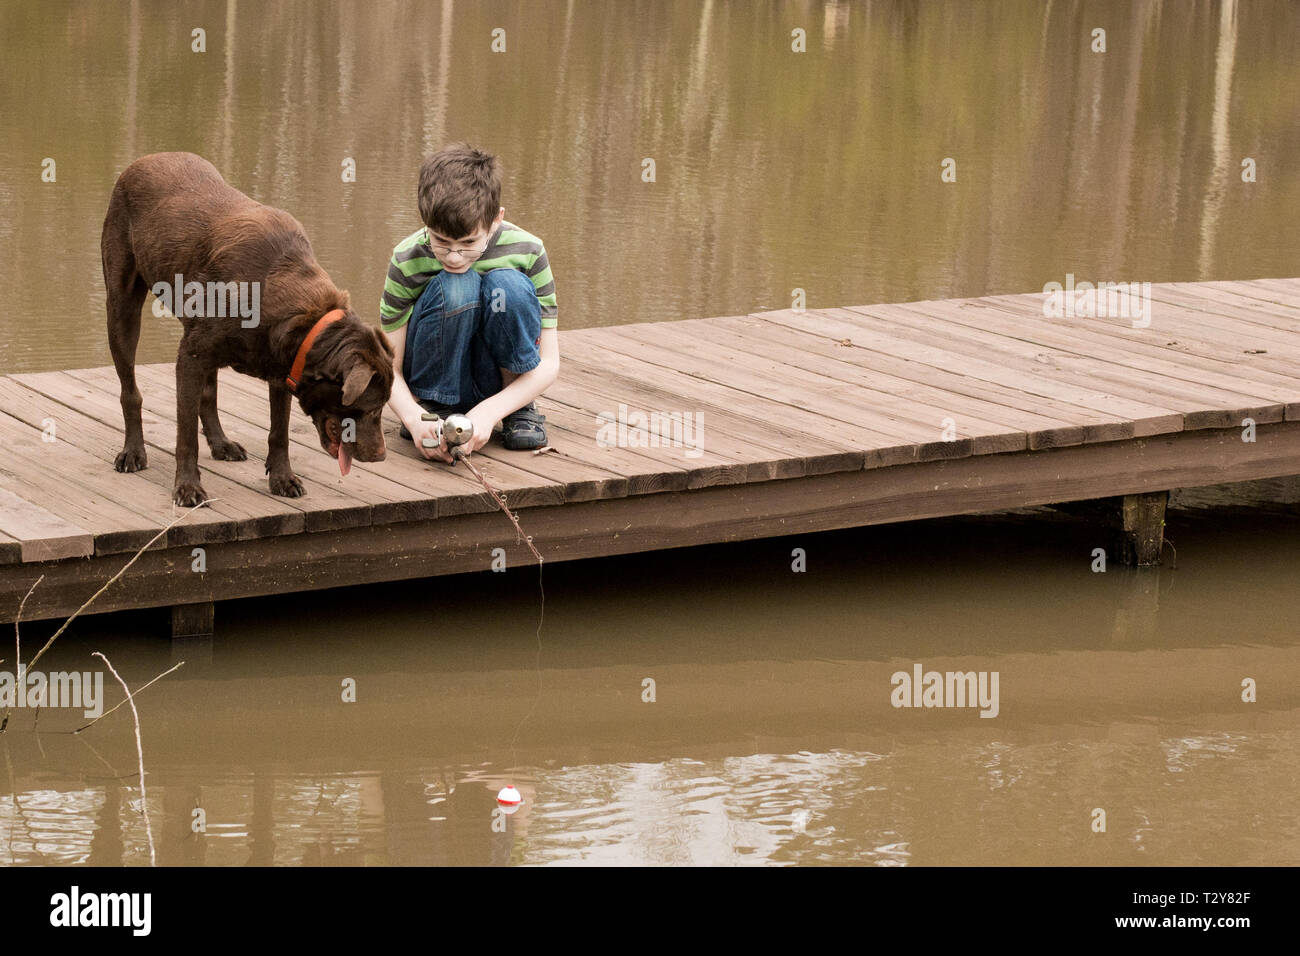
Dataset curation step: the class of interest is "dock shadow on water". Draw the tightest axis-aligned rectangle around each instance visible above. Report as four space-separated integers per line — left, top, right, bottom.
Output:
3 487 1297 866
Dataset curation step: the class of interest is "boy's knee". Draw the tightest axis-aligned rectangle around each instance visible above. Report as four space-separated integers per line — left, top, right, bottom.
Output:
477 270 542 369
417 267 480 316
480 268 538 314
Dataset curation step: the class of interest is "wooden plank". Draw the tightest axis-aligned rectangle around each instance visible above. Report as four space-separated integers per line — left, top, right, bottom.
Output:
123 364 616 517
569 326 980 464
208 366 633 508
6 418 1300 625
697 314 1088 437
213 369 563 517
0 409 170 556
0 530 19 567
707 315 1126 447
1146 284 1300 339
548 362 824 481
1172 281 1300 329
752 308 1185 436
1246 277 1300 293
556 343 871 472
547 376 801 481
1076 283 1300 390
689 315 1097 449
877 297 1288 413
121 362 488 518
0 487 93 562
1180 277 1300 308
1143 287 1300 347
530 352 859 490
1230 277 1300 305
526 397 695 495
204 365 611 512
607 320 1030 456
909 295 1293 422
561 337 921 469
124 364 444 524
539 381 762 485
19 367 376 532
0 377 307 542
970 290 1300 425
966 291 1300 395
847 301 1280 430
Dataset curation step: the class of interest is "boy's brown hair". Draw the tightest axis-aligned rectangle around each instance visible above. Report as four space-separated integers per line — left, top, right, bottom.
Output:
417 143 501 240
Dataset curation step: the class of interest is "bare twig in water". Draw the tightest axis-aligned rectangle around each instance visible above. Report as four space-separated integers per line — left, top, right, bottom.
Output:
2 502 212 733
1 576 44 734
15 574 42 674
3 738 17 859
72 731 122 784
73 661 185 735
1 738 47 864
92 651 155 866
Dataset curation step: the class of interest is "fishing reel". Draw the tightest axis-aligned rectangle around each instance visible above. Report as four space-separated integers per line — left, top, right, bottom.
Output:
420 411 474 461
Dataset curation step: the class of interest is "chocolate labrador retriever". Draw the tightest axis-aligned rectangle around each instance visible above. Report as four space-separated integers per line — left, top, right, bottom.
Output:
101 152 394 506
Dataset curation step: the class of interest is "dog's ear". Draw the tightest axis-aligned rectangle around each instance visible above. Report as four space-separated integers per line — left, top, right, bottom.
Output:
341 362 376 406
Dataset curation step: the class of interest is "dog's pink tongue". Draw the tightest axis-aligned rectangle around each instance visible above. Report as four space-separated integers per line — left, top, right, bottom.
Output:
338 443 353 477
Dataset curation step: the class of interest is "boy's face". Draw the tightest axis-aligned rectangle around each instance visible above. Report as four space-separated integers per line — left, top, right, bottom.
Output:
428 207 505 274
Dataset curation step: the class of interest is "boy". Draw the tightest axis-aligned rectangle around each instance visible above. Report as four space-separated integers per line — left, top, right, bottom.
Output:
380 143 559 461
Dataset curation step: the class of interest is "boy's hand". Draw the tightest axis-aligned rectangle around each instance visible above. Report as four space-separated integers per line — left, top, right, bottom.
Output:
405 414 454 463
462 407 497 456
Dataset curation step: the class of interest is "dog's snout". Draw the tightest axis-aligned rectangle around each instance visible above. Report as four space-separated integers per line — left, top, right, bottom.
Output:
347 425 386 463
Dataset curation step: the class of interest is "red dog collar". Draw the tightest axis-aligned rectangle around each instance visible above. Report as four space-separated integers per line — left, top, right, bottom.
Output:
285 308 346 393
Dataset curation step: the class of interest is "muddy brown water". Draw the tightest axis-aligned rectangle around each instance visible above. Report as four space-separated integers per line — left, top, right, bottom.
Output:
1 1 1298 865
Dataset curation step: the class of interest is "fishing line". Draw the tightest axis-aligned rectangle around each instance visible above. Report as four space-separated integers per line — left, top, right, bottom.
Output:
456 454 545 767
427 413 545 778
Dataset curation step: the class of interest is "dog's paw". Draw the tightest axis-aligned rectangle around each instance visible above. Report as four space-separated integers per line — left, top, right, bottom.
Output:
114 446 148 472
268 471 306 498
209 438 248 462
173 479 210 508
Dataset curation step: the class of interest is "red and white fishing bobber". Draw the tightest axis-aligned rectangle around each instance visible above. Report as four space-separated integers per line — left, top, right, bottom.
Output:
497 785 523 814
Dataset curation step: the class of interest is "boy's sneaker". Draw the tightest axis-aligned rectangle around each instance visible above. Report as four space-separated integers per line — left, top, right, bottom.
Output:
500 402 548 450
399 399 459 440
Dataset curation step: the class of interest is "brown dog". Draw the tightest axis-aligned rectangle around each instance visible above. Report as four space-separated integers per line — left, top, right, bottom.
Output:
101 152 394 507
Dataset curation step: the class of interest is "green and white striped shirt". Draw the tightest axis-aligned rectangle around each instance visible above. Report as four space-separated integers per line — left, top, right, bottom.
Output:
379 221 557 333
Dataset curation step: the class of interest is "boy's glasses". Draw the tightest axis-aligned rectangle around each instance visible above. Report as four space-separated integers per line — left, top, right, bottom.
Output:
429 235 489 261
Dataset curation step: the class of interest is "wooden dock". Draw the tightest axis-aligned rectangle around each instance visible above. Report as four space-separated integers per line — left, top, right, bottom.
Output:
2 277 1298 636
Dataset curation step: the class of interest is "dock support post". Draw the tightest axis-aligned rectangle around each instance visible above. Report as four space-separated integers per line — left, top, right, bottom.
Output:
171 600 214 640
1116 491 1168 567
1052 490 1169 566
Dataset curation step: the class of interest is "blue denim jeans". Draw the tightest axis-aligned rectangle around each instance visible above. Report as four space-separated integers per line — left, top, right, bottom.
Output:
403 267 543 411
